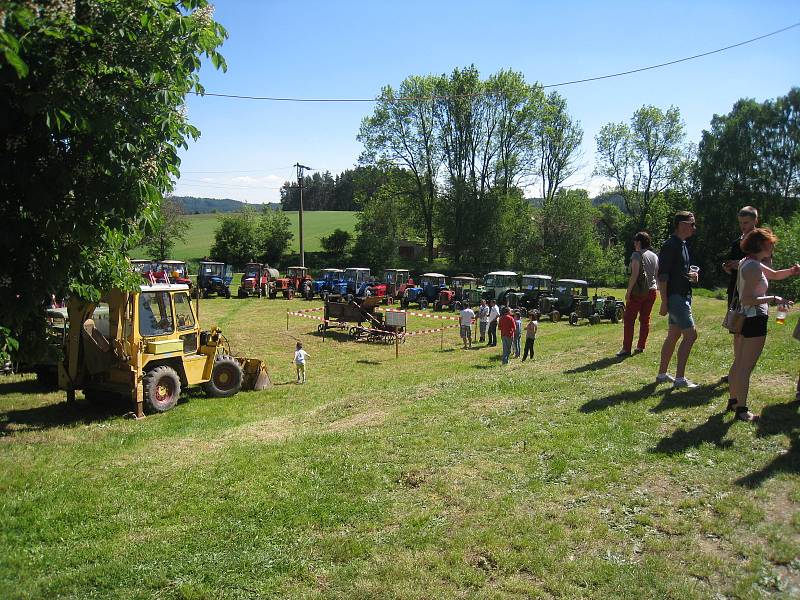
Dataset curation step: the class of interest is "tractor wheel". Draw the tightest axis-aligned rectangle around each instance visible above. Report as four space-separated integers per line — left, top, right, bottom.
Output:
419 298 428 310
238 288 247 299
400 298 409 309
550 310 561 323
349 326 358 339
613 305 624 324
286 289 294 300
143 365 181 413
569 312 579 326
588 315 598 325
269 290 277 299
305 288 314 300
224 288 231 299
202 355 243 398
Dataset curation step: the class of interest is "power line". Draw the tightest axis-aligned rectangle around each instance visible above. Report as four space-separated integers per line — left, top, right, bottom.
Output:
187 21 800 103
181 166 295 173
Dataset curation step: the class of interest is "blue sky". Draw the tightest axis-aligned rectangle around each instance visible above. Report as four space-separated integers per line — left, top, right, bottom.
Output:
174 0 800 204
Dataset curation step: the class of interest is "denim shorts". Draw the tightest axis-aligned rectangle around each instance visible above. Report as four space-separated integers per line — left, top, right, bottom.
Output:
667 294 694 330
460 325 471 338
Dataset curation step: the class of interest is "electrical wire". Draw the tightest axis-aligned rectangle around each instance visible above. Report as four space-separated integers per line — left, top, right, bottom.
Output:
187 21 800 103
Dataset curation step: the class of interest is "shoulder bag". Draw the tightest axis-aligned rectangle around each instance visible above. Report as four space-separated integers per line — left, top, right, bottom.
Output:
630 252 649 297
723 261 745 334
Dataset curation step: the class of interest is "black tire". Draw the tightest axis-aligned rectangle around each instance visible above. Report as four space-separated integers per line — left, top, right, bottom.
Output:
286 289 294 300
269 290 277 299
202 355 243 398
550 310 560 323
238 288 247 299
305 288 314 300
569 312 578 326
613 305 624 324
143 365 181 413
224 288 231 299
349 326 358 339
400 298 409 309
419 298 428 310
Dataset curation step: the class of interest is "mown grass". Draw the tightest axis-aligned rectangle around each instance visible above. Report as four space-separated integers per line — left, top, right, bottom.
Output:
1 294 799 598
133 211 358 264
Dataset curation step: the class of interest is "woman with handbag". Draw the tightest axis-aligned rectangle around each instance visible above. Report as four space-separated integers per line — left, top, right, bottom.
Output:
727 228 800 422
617 232 659 357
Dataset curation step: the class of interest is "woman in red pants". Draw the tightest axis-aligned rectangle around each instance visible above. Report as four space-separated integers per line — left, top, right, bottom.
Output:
618 232 659 357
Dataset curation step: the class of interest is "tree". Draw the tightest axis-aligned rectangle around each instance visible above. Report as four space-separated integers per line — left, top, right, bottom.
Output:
257 208 293 266
0 1 226 360
320 228 352 256
141 198 190 261
534 91 583 202
595 106 691 231
210 211 257 269
358 75 441 262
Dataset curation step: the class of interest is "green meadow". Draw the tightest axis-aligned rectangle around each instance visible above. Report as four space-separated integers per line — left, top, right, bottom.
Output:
1 294 799 598
135 211 358 263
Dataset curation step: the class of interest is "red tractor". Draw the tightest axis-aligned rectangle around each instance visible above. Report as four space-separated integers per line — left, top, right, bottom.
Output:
272 266 313 299
382 269 412 304
435 275 477 311
238 262 279 298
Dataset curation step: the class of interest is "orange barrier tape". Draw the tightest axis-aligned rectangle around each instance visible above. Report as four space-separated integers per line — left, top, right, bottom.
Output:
380 307 468 322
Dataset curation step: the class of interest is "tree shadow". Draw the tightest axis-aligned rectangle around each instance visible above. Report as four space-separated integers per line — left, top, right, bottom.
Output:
564 354 627 374
0 377 52 396
356 360 382 365
650 412 734 455
580 382 659 413
735 400 800 488
0 399 124 435
649 380 727 413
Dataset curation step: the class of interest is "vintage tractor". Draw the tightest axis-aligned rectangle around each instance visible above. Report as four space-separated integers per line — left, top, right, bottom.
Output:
57 282 271 417
154 260 192 289
538 279 589 322
401 273 446 310
569 288 625 325
340 267 371 301
130 259 153 275
196 261 233 298
310 268 345 300
383 269 412 304
506 274 552 311
272 266 313 299
238 263 279 298
480 271 519 306
435 275 477 311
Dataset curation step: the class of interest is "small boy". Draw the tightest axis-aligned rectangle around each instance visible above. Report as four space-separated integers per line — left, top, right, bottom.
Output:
513 310 522 358
459 303 475 349
293 341 309 384
522 310 538 362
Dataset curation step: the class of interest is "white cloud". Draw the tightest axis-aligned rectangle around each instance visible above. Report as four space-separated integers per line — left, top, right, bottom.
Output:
230 174 283 185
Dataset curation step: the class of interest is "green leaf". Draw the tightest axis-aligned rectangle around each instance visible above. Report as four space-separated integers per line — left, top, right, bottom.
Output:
3 48 29 78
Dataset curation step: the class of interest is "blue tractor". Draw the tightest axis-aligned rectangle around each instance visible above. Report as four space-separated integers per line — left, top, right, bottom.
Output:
401 272 447 310
196 261 233 298
309 268 345 300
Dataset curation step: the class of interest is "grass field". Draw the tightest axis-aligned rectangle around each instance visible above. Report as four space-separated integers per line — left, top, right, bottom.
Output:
2 294 799 598
135 211 358 264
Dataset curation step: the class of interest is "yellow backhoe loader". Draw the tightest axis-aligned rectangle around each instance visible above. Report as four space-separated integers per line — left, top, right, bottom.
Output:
58 282 270 417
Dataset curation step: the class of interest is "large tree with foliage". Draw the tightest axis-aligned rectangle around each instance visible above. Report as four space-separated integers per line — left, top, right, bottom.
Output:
595 105 691 231
534 91 583 203
257 208 293 267
210 211 257 269
0 0 226 360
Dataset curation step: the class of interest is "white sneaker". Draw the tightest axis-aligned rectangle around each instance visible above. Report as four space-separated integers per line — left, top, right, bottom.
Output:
656 373 675 384
673 377 698 389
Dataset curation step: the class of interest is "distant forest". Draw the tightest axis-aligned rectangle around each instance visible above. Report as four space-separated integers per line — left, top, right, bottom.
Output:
280 166 388 211
172 196 279 214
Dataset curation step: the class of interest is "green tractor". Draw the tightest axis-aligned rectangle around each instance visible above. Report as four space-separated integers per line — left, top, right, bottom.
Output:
569 288 625 326
537 279 589 322
506 274 552 311
480 271 519 306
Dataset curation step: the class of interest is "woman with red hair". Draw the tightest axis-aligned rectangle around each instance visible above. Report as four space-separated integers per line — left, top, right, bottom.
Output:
727 228 800 422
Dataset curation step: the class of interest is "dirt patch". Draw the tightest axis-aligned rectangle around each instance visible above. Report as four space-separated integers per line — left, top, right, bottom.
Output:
327 409 386 432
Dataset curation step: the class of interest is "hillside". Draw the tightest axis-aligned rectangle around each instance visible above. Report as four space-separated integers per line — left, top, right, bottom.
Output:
172 196 280 214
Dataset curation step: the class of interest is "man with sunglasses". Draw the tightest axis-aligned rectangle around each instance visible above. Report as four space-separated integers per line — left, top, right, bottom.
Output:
656 211 700 388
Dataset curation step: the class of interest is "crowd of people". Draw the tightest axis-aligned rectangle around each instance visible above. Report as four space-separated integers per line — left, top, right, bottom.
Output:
619 207 800 423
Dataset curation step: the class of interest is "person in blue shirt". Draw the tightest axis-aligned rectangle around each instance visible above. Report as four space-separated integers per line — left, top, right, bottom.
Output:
656 211 700 389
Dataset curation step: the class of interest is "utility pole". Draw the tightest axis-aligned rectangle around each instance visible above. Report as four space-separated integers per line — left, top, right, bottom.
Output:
294 163 313 267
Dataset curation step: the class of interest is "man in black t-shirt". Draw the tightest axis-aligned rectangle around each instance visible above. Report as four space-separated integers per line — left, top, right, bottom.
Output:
723 206 758 308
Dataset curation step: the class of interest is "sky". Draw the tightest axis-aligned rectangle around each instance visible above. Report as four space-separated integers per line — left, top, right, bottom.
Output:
173 0 800 204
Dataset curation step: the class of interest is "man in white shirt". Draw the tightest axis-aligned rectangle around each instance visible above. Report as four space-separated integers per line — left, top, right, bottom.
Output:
477 299 489 342
459 303 475 349
487 299 500 347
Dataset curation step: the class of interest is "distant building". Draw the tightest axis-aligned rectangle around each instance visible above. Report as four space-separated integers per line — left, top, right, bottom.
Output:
398 239 439 260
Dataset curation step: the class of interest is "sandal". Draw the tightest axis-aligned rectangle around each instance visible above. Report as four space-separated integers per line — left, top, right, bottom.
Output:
734 406 758 422
725 398 737 412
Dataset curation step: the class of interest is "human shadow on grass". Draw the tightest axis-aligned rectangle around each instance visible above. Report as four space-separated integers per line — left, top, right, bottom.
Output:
564 354 627 375
735 400 800 488
580 382 659 413
356 359 382 365
650 412 734 455
649 380 727 414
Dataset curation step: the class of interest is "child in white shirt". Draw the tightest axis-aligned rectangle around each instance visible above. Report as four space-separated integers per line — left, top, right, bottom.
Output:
293 342 310 383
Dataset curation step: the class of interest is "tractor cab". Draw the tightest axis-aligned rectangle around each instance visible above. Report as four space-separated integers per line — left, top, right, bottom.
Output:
154 260 191 288
58 283 270 417
311 268 344 299
403 273 445 310
238 262 277 298
481 271 519 306
197 261 233 298
344 267 371 297
507 274 552 310
130 259 153 275
383 269 411 301
538 278 588 322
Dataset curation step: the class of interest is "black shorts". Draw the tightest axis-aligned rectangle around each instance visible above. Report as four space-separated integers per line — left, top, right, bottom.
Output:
741 315 768 338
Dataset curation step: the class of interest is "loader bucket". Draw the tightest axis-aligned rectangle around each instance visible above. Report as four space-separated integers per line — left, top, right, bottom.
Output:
237 357 272 390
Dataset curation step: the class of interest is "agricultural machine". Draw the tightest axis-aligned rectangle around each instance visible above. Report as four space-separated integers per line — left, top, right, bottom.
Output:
196 261 233 298
309 268 345 300
480 271 519 306
341 267 371 300
506 274 552 311
130 259 153 275
57 282 271 417
154 260 192 288
538 279 589 322
318 296 404 343
272 266 313 299
435 275 477 311
401 273 447 310
569 288 625 325
383 269 412 303
238 263 279 298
